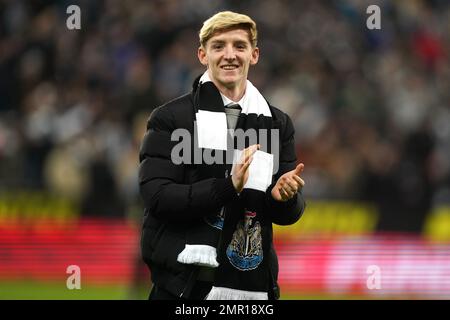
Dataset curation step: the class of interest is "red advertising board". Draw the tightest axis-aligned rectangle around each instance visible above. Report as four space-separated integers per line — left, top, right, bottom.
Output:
276 235 450 298
1 218 449 298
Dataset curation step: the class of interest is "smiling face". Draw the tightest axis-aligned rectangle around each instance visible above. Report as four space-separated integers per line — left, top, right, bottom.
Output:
198 28 259 97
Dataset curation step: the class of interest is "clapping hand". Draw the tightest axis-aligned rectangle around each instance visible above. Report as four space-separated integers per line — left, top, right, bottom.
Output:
271 163 305 202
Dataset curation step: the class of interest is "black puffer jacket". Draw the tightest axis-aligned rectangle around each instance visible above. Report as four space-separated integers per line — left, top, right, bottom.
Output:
139 79 306 299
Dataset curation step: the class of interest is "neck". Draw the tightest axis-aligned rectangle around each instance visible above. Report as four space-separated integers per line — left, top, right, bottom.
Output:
220 85 246 102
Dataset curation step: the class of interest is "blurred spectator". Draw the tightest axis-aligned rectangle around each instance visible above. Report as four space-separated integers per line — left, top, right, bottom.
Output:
80 157 126 217
0 0 448 233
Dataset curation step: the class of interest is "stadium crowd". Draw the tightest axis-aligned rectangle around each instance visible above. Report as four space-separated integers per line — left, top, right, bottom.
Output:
0 0 448 232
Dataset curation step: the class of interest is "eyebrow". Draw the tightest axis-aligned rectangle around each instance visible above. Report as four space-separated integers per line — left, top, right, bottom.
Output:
210 40 225 45
234 41 248 46
210 40 249 46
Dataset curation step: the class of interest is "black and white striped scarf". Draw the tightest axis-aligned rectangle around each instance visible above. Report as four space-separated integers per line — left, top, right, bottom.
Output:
176 72 278 300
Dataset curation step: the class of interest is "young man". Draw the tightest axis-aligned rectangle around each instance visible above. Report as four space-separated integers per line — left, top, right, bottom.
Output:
139 11 306 300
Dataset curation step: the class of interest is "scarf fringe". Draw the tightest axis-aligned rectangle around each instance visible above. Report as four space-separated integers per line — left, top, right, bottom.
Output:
176 244 219 267
205 286 268 300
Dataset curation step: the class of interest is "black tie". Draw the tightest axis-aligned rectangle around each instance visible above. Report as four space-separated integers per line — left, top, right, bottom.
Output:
226 103 242 110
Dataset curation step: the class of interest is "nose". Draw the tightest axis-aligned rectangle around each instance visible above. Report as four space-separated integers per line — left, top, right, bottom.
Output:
223 44 236 61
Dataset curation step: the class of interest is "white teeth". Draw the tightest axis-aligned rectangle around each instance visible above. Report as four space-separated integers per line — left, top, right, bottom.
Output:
222 65 237 70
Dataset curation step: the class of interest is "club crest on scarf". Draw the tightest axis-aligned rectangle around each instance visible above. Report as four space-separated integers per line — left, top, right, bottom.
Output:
226 210 263 271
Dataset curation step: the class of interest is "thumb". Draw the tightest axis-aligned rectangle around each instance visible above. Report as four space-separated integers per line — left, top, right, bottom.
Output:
294 163 304 176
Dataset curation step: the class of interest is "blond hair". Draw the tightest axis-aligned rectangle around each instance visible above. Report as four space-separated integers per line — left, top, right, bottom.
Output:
199 11 258 48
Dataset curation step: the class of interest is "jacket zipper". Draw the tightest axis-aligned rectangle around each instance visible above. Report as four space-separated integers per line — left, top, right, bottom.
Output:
179 267 197 298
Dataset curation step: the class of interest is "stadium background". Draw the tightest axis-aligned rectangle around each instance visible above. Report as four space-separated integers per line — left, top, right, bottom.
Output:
0 0 449 299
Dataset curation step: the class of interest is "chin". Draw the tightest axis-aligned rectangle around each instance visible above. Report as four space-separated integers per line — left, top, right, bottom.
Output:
220 80 239 89
219 75 241 85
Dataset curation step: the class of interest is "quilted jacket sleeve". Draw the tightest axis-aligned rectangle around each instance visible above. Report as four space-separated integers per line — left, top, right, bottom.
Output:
138 106 238 222
264 112 306 225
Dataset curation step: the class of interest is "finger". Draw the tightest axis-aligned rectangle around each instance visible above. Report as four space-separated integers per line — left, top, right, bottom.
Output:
281 187 294 199
240 144 259 164
238 150 247 165
284 179 298 193
285 184 296 196
294 163 305 176
280 180 292 193
272 187 281 200
280 187 290 200
241 155 253 172
280 184 293 196
299 177 305 187
247 144 260 158
293 175 305 188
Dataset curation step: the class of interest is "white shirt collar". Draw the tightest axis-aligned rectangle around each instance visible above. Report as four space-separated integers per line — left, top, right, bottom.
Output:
220 91 246 107
200 71 270 116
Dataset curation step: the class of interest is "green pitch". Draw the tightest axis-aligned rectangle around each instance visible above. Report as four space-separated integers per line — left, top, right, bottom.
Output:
0 281 374 300
0 281 149 300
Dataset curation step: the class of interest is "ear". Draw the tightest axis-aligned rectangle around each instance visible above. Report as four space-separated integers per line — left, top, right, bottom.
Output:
250 47 259 65
198 46 208 66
